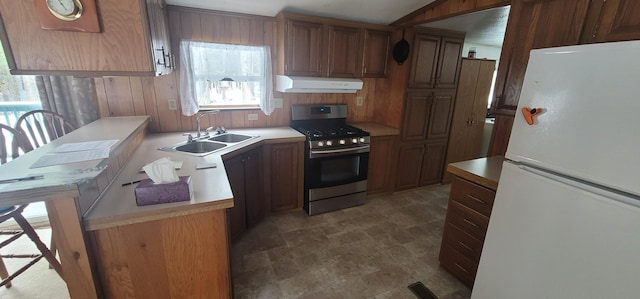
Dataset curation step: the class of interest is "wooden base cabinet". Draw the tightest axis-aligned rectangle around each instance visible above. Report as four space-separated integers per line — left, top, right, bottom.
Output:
264 142 304 213
224 147 264 242
395 140 447 190
440 176 496 288
367 135 397 195
89 209 231 298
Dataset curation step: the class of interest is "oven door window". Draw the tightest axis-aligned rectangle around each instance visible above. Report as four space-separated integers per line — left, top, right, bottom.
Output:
307 153 368 188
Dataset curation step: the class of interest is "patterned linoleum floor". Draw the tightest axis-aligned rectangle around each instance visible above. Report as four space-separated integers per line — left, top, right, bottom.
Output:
231 184 471 299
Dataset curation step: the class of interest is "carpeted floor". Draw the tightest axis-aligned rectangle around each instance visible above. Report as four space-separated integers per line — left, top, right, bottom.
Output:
231 184 471 299
0 228 69 299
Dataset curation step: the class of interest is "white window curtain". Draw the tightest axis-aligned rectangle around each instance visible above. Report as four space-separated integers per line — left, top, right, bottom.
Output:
179 41 274 116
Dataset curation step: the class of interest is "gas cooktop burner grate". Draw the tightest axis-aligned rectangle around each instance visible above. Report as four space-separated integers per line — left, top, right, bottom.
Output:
295 125 365 139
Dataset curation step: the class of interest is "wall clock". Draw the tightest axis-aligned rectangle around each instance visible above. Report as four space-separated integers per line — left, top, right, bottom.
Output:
33 0 101 32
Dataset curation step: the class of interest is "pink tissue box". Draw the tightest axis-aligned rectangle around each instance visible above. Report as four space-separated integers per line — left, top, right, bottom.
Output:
134 176 193 206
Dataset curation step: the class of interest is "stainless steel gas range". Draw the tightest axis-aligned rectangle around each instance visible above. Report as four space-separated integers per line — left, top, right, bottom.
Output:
290 104 370 215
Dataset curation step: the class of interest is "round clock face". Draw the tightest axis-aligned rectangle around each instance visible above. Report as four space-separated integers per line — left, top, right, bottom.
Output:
46 0 83 20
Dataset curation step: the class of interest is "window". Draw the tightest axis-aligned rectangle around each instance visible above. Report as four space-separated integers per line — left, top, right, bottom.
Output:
179 41 274 116
0 42 41 127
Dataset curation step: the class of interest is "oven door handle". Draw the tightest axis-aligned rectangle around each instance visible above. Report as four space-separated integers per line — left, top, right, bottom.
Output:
309 145 370 158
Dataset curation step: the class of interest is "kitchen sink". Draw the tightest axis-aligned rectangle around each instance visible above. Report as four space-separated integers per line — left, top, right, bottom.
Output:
208 133 253 143
158 132 259 156
174 141 227 154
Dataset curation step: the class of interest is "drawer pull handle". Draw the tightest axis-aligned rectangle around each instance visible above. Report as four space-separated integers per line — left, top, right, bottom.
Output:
455 263 469 274
463 218 480 229
468 194 486 205
457 241 473 252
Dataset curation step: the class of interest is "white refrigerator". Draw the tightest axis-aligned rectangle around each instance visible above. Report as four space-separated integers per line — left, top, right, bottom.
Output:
472 40 640 299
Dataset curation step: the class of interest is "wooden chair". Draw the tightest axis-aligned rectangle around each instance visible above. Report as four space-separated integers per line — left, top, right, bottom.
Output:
15 110 77 260
14 110 77 149
0 124 63 288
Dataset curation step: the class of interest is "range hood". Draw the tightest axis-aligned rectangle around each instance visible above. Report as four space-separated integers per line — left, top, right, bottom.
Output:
276 75 363 93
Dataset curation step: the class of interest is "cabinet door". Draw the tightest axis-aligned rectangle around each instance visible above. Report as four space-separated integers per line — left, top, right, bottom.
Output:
420 140 447 186
362 29 391 77
285 20 325 76
224 155 246 242
244 148 264 228
491 0 590 115
581 0 640 43
426 89 455 140
267 143 301 212
435 36 463 88
146 0 173 75
408 33 440 88
401 91 433 141
367 135 396 195
395 142 425 191
327 26 362 78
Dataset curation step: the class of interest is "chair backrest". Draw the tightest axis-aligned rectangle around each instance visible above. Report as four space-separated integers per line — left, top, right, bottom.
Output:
0 124 33 165
15 110 77 149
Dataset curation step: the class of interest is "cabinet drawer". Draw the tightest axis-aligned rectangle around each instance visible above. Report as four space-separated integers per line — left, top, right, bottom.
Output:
450 176 496 217
439 243 478 288
442 223 484 263
446 200 489 240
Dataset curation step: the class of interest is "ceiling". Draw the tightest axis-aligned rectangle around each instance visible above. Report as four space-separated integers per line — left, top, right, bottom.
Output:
422 6 510 47
166 0 509 47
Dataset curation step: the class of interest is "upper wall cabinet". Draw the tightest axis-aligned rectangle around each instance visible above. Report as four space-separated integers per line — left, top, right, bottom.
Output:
0 0 173 76
490 0 640 116
581 0 640 44
408 30 464 89
276 12 392 78
491 0 590 115
362 29 391 77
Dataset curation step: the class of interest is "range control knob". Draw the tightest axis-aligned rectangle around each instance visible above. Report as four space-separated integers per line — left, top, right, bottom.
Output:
359 137 366 143
352 138 358 144
339 139 346 145
317 141 324 147
326 140 333 146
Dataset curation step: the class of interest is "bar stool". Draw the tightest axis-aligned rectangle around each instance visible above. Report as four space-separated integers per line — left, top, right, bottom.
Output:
0 124 63 288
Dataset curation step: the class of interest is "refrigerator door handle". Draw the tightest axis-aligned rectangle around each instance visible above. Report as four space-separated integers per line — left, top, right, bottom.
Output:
514 162 640 208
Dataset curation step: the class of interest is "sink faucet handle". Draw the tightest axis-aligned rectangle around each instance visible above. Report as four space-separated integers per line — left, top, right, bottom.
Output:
182 133 194 142
205 127 214 135
216 126 227 134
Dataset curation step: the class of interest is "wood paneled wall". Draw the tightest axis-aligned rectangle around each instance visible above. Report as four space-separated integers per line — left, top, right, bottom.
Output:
95 6 396 133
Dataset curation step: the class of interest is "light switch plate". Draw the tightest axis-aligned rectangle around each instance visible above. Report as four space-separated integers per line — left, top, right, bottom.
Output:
168 99 177 111
248 114 258 121
356 96 364 106
274 98 284 109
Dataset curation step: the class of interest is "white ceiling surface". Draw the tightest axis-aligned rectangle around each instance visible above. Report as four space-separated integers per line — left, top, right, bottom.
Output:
166 0 509 47
422 6 510 47
166 0 435 25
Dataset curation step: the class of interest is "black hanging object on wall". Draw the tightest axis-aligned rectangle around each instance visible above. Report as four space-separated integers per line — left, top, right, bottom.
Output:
392 30 410 65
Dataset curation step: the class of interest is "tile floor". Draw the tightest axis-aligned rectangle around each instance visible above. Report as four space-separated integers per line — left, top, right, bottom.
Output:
230 184 471 299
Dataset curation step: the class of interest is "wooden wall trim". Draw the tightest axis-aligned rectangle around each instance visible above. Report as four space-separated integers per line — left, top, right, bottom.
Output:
487 114 514 157
392 0 511 28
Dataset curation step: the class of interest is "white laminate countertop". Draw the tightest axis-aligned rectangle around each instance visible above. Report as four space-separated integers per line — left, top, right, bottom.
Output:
0 116 150 206
83 127 305 231
351 122 400 137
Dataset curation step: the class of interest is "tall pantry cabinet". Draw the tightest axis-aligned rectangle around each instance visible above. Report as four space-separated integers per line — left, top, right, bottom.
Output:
395 28 464 191
443 58 496 183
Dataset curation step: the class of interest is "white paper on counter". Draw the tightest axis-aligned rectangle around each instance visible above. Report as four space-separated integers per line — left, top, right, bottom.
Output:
50 140 119 153
30 148 110 168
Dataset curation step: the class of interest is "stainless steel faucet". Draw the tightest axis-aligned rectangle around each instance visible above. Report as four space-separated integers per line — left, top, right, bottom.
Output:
196 110 220 138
